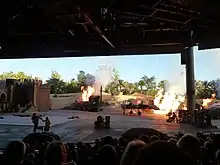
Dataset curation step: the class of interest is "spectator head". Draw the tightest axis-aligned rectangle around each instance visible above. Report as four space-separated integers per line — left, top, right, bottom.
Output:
204 141 213 151
133 140 196 165
114 138 119 146
25 143 32 153
46 141 69 165
138 135 150 144
216 150 220 165
150 135 160 142
95 139 100 145
177 133 201 160
168 138 177 145
120 140 145 165
96 145 117 165
73 148 79 161
77 142 83 149
101 136 114 146
23 153 35 165
119 137 125 147
27 153 35 160
3 140 26 165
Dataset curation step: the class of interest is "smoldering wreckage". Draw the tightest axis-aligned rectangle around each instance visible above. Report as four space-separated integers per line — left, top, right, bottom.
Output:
3 77 219 130
62 80 220 129
121 90 220 129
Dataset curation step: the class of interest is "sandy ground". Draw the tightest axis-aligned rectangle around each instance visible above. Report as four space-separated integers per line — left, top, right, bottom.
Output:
0 106 220 149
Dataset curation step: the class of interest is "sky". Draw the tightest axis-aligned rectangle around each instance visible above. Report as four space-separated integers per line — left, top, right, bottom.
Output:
0 46 219 83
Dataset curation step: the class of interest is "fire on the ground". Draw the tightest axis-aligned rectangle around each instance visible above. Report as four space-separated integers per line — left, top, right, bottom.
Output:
81 86 95 102
153 90 217 115
80 85 218 114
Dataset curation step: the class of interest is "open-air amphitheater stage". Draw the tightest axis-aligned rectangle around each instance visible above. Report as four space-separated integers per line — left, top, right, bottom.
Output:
1 107 220 149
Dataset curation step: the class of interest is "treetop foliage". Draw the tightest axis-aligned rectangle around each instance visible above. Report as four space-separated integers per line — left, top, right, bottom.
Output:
0 70 219 99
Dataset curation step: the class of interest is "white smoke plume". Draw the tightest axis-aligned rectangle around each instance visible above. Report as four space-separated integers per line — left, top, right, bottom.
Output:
95 57 116 88
84 74 96 86
164 66 186 95
83 57 116 95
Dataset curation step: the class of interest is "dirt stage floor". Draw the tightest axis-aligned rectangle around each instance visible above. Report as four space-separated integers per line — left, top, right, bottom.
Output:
0 106 220 149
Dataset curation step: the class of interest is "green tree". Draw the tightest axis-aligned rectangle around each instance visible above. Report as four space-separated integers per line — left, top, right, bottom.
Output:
195 80 216 99
104 68 121 95
158 80 169 91
64 79 80 93
1 69 220 99
14 71 31 80
46 71 66 94
139 76 157 95
123 81 138 95
112 68 120 82
138 80 145 93
0 71 32 80
77 71 86 86
0 72 15 79
118 79 124 93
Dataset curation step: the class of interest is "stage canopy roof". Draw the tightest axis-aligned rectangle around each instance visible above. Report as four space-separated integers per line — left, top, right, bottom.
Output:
1 0 220 59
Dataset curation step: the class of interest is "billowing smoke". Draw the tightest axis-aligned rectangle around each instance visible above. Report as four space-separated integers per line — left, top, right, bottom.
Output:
95 64 115 88
84 74 96 86
81 58 115 96
83 65 113 96
165 70 186 95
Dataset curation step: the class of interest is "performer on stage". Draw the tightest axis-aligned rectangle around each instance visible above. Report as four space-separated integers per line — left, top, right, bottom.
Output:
31 113 43 132
44 117 51 132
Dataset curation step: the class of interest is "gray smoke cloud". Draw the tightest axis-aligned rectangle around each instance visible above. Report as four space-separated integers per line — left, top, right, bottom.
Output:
164 67 186 95
96 64 114 86
82 57 116 95
84 74 96 86
95 57 116 88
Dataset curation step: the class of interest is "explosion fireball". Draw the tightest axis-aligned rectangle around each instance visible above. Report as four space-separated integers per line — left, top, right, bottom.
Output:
153 89 185 115
81 86 95 102
202 93 216 108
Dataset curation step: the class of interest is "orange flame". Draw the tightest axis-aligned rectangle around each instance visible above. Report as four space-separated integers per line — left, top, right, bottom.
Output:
202 93 216 108
153 90 185 114
202 98 212 108
81 86 95 102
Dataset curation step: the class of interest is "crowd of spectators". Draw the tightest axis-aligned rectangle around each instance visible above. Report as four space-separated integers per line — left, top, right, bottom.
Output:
1 130 220 165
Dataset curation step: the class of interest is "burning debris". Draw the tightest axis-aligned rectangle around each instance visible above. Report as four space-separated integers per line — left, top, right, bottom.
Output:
64 73 103 112
153 89 185 115
153 90 217 115
202 93 216 109
81 86 95 102
80 73 99 102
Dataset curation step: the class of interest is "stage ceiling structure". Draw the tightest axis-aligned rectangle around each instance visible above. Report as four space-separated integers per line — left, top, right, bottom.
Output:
1 0 220 59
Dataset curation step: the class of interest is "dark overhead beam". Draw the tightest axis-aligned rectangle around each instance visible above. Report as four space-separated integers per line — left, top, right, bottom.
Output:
159 3 197 13
83 12 115 48
1 0 220 59
123 12 185 24
0 43 185 59
139 5 199 19
149 0 164 17
120 43 184 54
